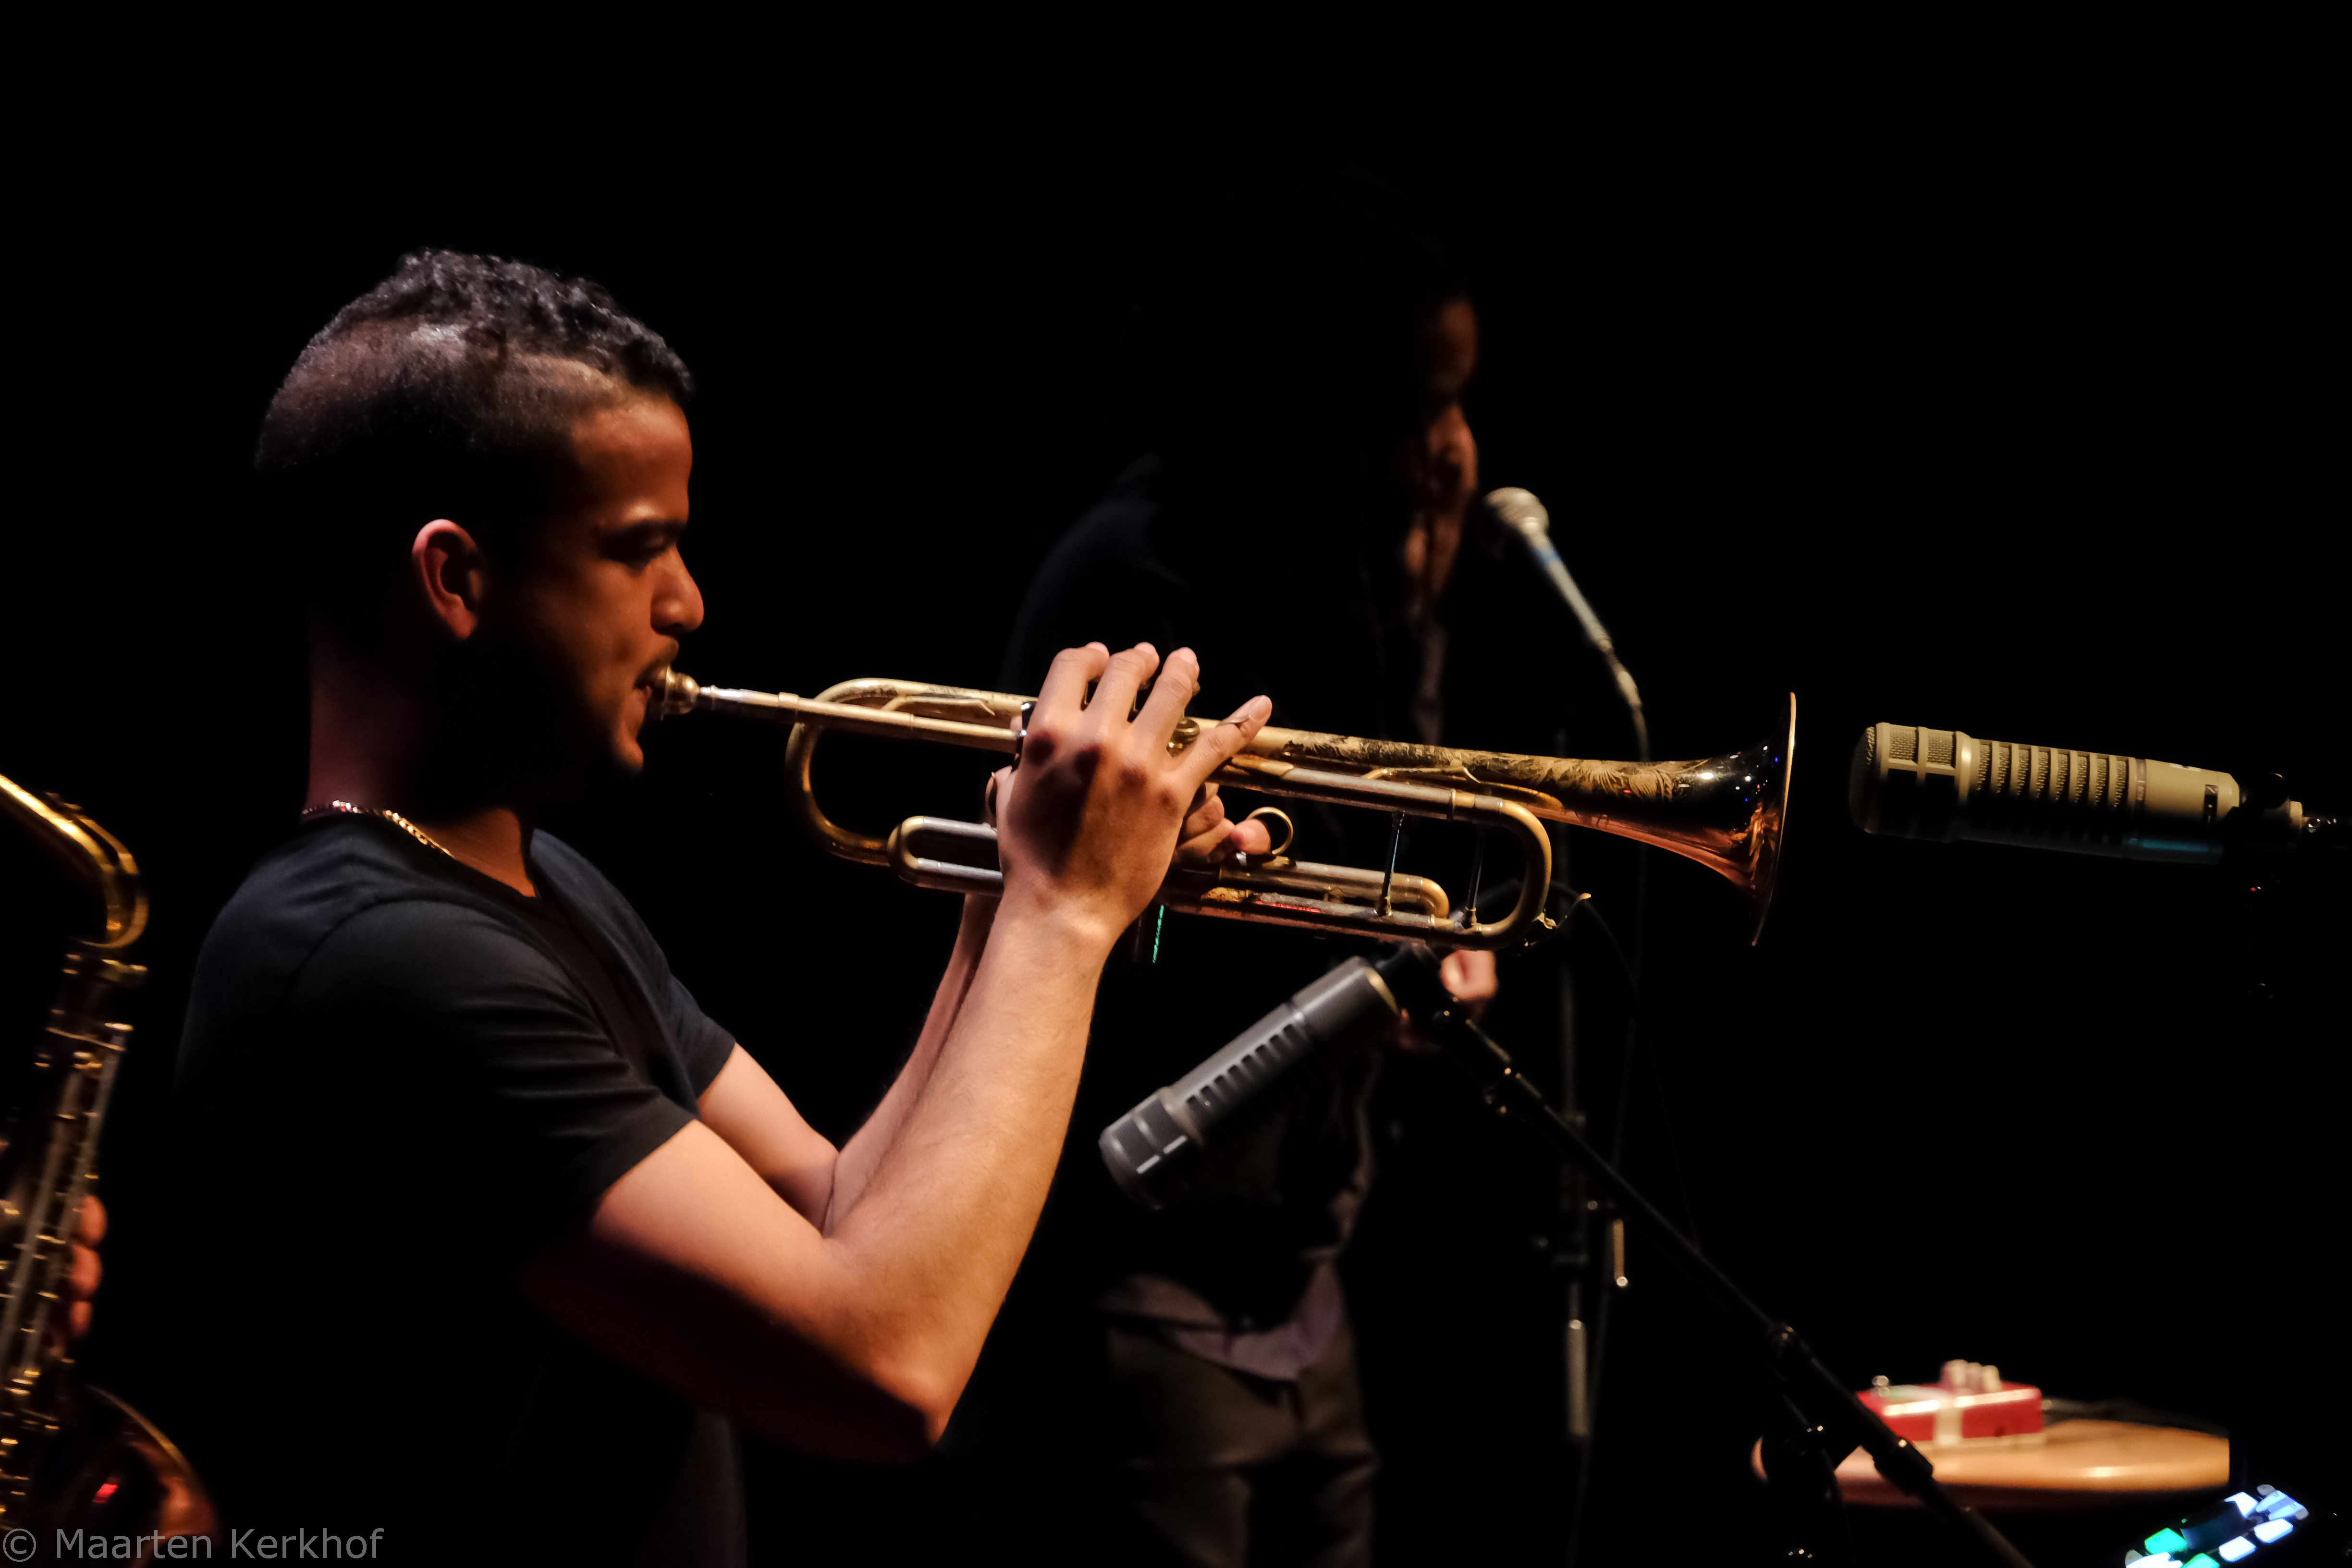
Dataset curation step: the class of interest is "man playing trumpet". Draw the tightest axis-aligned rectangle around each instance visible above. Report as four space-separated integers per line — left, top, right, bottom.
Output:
170 250 1270 1566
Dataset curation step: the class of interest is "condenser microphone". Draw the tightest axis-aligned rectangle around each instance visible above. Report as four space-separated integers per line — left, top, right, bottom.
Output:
1850 721 2315 864
1485 488 1649 760
1098 953 1409 1212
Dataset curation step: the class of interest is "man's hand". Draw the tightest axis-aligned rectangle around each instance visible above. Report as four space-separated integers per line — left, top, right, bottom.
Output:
1440 949 1498 1012
986 772 1271 869
1400 949 1499 1054
1175 783 1274 866
991 643 1270 951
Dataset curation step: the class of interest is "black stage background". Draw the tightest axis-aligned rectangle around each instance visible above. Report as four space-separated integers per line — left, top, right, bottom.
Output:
9 130 2343 1564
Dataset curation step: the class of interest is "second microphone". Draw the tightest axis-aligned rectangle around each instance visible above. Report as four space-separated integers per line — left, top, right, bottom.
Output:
1098 955 1409 1212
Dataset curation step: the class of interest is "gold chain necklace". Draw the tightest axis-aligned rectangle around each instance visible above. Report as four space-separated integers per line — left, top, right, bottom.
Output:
299 800 457 862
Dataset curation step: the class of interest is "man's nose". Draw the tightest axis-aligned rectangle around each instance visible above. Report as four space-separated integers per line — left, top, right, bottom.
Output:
657 553 706 636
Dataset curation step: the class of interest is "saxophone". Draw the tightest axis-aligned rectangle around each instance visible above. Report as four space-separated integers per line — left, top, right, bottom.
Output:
0 772 215 1554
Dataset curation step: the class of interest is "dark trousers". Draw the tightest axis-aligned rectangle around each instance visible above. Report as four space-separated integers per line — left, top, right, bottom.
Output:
1096 1314 1377 1568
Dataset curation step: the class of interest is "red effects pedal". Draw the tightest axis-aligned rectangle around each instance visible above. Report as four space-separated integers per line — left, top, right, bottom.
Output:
1859 1360 2044 1446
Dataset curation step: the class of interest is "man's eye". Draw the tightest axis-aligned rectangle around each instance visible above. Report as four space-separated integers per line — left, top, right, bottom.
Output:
612 532 680 565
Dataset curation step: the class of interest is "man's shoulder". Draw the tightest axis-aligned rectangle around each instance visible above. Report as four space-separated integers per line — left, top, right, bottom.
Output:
529 831 665 965
528 831 625 914
204 818 521 952
181 821 553 1080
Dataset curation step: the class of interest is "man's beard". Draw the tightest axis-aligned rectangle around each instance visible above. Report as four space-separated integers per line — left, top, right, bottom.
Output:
423 635 640 813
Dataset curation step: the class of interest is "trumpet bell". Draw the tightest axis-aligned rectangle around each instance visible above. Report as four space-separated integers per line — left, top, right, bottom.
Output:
1217 691 1797 945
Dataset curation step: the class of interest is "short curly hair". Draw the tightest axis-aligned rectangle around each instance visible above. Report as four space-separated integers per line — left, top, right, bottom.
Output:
257 249 694 635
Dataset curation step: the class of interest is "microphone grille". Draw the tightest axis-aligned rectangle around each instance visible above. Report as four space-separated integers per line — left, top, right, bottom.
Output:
1484 487 1550 539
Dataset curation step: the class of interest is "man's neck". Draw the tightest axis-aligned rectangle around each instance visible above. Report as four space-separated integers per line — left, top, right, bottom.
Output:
307 773 540 900
306 632 539 898
404 806 538 897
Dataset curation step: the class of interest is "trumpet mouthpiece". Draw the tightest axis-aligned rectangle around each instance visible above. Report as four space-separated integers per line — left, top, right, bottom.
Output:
650 668 703 718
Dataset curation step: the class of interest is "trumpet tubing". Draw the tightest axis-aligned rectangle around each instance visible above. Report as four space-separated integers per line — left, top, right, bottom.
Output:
653 673 1794 947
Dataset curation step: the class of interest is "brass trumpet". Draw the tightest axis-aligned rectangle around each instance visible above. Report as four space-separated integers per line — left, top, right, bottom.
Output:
652 673 1794 947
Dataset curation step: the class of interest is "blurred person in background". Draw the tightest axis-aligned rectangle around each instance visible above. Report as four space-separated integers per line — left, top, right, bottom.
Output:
974 172 1497 1568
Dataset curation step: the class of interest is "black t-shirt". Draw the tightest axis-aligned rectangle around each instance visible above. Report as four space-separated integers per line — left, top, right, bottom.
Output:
169 814 742 1567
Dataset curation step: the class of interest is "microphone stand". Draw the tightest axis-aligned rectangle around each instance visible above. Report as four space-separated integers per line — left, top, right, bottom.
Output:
1389 954 2037 1567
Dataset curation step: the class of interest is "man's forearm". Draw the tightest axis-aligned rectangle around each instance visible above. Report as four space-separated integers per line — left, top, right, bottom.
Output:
826 893 998 1230
542 897 1108 1455
813 894 1110 1427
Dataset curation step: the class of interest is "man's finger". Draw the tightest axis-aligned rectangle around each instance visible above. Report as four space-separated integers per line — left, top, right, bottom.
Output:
1176 695 1274 790
1179 788 1228 837
1131 646 1199 748
1176 820 1237 861
1033 643 1110 725
77 1194 108 1246
1440 948 1499 1005
1176 808 1274 865
1088 643 1161 731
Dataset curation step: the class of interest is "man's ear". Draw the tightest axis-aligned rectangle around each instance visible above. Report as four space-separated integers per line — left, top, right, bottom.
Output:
412 520 489 640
